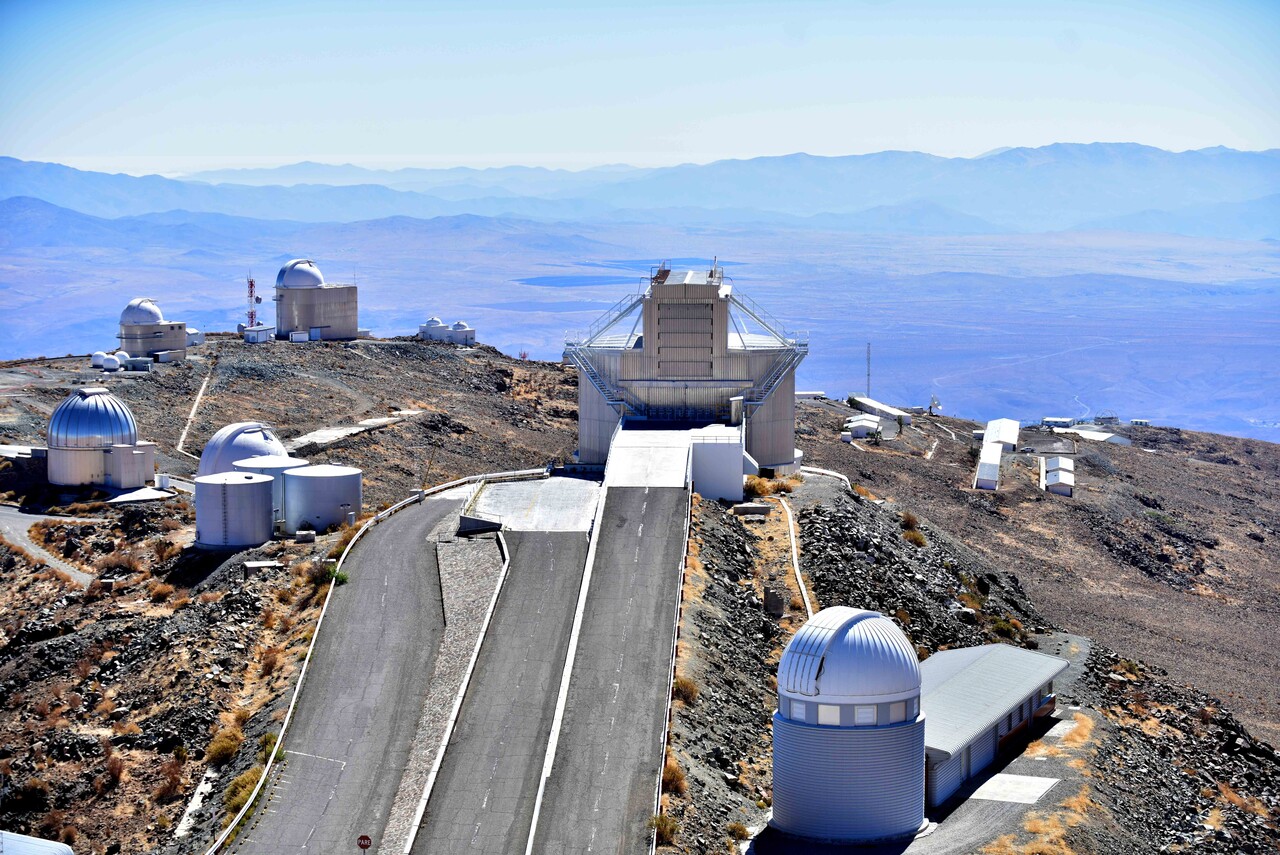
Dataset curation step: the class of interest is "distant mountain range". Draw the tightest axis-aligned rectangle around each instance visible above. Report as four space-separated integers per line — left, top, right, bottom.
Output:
3 143 1279 237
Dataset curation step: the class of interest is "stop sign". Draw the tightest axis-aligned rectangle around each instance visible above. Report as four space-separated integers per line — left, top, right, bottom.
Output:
357 835 372 850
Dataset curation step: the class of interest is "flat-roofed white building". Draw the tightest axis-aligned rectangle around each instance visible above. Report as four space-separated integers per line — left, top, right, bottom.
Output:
1045 469 1075 497
974 443 1002 490
920 644 1069 808
852 397 912 426
844 413 881 438
985 418 1021 453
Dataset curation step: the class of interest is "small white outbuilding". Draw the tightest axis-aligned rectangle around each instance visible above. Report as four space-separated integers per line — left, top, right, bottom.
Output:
984 418 1021 453
974 443 1002 490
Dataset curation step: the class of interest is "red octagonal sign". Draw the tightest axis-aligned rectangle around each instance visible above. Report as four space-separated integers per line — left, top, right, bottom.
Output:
357 835 373 850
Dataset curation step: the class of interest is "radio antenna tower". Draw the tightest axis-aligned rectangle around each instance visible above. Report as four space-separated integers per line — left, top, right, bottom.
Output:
246 273 258 328
866 342 871 398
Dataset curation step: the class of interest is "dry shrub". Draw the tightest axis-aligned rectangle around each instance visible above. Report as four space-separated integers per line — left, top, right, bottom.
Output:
853 484 876 500
148 580 175 602
899 511 919 530
726 821 750 841
1218 781 1272 818
171 592 191 610
326 524 360 559
152 538 182 562
95 551 141 575
105 754 125 784
153 756 184 802
903 529 927 548
672 675 699 704
33 698 53 720
648 813 679 845
159 518 183 532
223 765 263 819
260 646 284 677
95 698 116 717
112 721 141 736
206 727 244 766
232 708 252 727
198 590 224 604
662 755 687 796
82 580 108 603
261 608 277 629
275 587 294 605
744 475 774 497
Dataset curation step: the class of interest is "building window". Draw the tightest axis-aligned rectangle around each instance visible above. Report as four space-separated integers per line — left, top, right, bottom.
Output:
908 697 918 718
889 701 906 723
818 704 840 726
790 700 806 722
855 705 876 725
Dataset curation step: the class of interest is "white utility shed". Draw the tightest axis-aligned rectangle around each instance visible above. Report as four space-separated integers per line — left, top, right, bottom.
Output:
1045 469 1075 497
985 418 1021 452
1045 456 1074 473
844 413 882 438
920 645 1069 808
852 397 912 425
974 444 1002 490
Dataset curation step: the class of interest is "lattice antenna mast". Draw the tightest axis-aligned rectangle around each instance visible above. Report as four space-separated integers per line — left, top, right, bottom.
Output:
247 273 258 328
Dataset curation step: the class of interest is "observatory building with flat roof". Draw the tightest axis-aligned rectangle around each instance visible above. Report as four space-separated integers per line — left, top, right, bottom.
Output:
274 259 358 341
565 262 806 472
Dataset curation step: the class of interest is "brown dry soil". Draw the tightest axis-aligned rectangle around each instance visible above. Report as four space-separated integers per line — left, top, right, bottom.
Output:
796 400 1280 747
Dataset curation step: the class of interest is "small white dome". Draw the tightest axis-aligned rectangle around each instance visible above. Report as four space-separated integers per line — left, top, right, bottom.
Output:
778 607 920 705
276 259 325 289
198 422 287 476
451 321 472 330
101 355 121 371
120 297 165 326
423 317 445 327
113 350 129 360
91 351 107 367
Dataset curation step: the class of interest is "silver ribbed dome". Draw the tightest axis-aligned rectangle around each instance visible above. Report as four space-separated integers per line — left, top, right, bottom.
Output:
120 297 165 326
275 259 324 289
48 388 139 449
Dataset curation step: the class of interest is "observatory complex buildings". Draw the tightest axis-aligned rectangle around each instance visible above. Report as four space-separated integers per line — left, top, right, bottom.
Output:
565 262 806 472
273 259 359 341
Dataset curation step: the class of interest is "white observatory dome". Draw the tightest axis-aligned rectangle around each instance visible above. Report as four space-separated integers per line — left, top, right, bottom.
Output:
113 350 129 361
197 422 287 477
423 317 445 328
276 259 325 289
120 297 165 326
91 351 107 367
451 320 472 331
777 607 920 705
48 388 138 449
101 355 121 372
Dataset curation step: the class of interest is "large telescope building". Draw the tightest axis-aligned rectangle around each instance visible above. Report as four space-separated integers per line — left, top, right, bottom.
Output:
565 262 806 472
274 259 359 341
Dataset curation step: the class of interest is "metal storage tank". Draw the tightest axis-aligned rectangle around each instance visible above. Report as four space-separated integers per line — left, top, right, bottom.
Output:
772 607 926 843
281 464 362 535
232 454 309 519
47 387 138 486
197 422 287 476
195 471 274 549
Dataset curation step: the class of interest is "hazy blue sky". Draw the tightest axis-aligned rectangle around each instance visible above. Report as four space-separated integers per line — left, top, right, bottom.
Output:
2 0 1276 174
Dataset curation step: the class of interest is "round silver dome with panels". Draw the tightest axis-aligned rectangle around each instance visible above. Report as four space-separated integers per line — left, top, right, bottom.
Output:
120 297 165 326
276 259 324 289
48 388 138 449
771 607 926 843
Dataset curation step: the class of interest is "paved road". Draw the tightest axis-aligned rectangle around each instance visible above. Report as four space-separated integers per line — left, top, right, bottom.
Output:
532 486 688 855
234 496 461 855
0 504 97 584
414 531 589 854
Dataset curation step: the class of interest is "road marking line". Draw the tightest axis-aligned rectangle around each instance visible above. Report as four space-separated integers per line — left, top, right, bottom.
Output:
286 750 347 768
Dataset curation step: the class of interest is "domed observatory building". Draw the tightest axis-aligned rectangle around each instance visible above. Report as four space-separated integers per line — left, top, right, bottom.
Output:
274 259 358 341
118 298 188 360
47 388 156 488
197 422 287 477
772 607 926 843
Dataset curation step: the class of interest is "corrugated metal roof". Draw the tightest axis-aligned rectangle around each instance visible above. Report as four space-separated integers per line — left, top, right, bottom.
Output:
920 644 1069 758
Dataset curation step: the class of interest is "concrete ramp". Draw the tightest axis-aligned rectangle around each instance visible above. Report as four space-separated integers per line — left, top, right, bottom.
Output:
604 429 691 488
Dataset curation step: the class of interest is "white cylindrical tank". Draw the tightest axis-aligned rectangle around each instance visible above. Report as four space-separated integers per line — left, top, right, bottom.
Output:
194 472 274 550
0 829 76 854
91 350 106 367
282 464 362 535
232 454 309 519
771 607 926 843
101 355 121 372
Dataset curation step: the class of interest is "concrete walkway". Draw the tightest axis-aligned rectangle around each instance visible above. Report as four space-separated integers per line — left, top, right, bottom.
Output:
0 504 95 584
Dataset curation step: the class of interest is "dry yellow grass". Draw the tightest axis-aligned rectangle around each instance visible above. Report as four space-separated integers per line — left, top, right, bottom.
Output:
1025 739 1065 758
1061 712 1094 748
1218 781 1273 819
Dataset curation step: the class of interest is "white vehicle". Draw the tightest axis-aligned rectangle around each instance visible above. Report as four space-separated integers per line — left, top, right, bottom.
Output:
0 830 75 854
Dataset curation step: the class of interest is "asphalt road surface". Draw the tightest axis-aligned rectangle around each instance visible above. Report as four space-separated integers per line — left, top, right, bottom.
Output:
0 504 98 584
532 486 688 855
414 530 589 854
234 496 460 855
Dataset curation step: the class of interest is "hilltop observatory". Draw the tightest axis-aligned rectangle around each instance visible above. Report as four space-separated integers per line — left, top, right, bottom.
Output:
273 259 358 341
565 262 806 471
118 297 188 360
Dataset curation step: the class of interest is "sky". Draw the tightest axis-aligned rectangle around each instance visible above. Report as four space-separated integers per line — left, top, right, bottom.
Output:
1 0 1277 174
